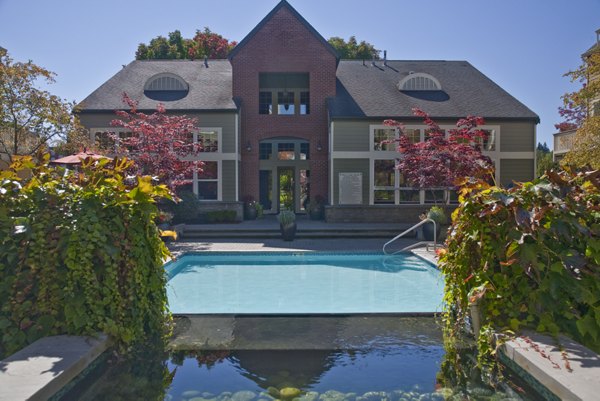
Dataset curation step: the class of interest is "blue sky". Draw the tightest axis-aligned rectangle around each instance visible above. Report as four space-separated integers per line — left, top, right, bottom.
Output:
1 0 599 149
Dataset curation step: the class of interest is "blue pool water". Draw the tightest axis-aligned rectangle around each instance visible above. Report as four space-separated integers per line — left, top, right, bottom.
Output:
166 252 443 314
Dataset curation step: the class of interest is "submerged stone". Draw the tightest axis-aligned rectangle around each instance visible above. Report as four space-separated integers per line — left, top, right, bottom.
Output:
297 391 319 401
358 391 389 401
267 386 281 398
320 390 346 401
280 387 302 399
232 390 257 401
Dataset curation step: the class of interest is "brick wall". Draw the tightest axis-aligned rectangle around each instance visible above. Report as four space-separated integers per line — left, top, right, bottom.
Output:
231 6 337 201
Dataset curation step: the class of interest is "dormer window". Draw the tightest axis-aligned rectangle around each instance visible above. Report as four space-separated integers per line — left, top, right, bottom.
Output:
144 73 189 101
398 73 441 91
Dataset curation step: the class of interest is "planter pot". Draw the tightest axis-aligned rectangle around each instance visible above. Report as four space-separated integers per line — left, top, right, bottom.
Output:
422 222 441 242
244 205 257 220
309 208 324 220
280 223 297 241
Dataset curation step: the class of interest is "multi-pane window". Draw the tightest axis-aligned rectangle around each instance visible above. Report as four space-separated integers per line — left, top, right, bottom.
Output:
259 72 309 116
300 91 310 115
373 160 395 204
198 161 218 200
259 143 273 160
373 159 420 205
403 128 421 144
278 92 295 115
94 131 116 150
278 143 295 160
259 92 273 115
300 143 309 160
199 130 219 152
373 128 396 151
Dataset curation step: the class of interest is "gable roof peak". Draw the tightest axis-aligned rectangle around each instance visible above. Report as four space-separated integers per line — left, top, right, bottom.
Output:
228 0 339 61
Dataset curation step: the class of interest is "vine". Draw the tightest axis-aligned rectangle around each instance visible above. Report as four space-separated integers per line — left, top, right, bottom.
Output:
439 168 600 377
0 155 172 358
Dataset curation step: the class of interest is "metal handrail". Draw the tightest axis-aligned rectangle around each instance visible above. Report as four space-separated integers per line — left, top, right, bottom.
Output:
382 218 437 255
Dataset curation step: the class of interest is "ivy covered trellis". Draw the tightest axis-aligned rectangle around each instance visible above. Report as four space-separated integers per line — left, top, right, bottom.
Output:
0 154 172 358
439 168 600 378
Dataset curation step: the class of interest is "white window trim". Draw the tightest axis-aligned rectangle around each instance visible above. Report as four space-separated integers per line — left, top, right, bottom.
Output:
398 73 442 91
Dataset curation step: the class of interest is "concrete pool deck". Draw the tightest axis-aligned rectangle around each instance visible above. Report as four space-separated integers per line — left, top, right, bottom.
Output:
168 237 425 257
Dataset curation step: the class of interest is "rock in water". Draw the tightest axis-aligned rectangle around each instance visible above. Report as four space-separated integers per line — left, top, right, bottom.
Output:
232 391 257 401
183 390 202 398
280 387 302 399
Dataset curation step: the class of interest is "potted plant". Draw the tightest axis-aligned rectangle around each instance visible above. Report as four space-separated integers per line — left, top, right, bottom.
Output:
278 209 297 241
243 195 258 220
155 210 174 230
307 195 326 220
421 206 447 241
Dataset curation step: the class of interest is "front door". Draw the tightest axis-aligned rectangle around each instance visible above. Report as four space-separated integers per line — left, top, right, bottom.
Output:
258 138 311 214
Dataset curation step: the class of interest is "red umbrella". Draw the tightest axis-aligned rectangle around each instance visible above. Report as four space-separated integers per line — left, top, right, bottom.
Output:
50 149 111 165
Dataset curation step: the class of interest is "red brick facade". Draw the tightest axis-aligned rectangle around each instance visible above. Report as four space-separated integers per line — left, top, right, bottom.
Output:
230 6 337 202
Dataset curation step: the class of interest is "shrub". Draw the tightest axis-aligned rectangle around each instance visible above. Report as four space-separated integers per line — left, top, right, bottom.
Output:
439 168 600 375
205 210 237 223
170 190 200 223
0 155 171 358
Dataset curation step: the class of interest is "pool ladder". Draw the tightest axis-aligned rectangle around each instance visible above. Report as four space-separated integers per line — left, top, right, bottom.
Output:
382 218 438 255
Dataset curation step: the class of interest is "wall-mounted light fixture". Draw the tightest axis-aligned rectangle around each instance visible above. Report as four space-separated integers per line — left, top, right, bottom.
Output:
316 141 323 152
246 141 252 152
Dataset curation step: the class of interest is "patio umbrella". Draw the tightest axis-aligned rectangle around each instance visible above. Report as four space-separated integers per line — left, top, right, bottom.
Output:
50 149 111 165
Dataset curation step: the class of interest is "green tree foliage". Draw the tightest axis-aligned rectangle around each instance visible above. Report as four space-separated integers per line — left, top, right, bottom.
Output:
135 28 237 60
327 36 380 59
561 52 600 168
0 48 90 162
439 169 600 377
535 142 556 177
0 155 172 358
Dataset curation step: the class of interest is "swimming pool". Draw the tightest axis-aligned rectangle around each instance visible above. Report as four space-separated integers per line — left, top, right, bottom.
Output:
166 252 443 314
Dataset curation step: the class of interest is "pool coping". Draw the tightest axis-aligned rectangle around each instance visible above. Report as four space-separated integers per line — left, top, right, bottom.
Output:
0 334 110 401
500 332 600 401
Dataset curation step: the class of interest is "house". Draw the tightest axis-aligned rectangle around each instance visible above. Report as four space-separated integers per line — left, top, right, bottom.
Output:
553 28 600 162
77 0 539 222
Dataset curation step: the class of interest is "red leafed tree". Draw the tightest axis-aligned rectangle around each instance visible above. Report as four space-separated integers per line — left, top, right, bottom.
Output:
188 28 237 59
110 93 201 190
384 108 494 197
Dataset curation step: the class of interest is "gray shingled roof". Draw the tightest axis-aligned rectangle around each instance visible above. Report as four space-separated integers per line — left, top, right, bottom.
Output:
78 59 236 111
329 60 539 121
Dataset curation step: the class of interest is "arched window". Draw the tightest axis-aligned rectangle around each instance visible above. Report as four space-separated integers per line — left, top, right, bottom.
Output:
398 73 441 91
144 73 189 101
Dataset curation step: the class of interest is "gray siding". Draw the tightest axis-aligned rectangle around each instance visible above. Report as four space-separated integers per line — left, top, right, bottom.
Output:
332 121 372 152
221 160 236 201
332 158 370 205
500 159 534 186
79 111 238 153
490 121 535 152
